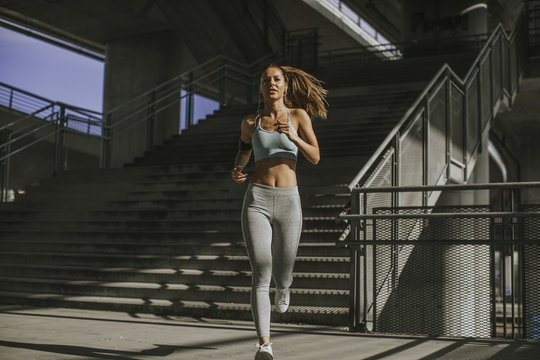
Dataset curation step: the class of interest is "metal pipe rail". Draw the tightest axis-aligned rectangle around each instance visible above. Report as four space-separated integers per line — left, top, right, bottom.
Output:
348 181 540 194
0 81 54 115
0 100 105 202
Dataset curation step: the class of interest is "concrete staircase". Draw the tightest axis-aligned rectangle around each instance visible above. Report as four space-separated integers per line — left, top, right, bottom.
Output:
0 83 422 326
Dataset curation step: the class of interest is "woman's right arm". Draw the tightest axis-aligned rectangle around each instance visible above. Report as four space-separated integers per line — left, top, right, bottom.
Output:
232 117 252 183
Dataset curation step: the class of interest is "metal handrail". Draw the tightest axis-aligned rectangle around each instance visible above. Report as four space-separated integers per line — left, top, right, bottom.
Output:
0 123 61 163
349 181 540 194
99 52 281 167
0 103 56 132
340 9 530 333
345 64 457 191
346 14 527 192
106 64 229 132
0 81 54 104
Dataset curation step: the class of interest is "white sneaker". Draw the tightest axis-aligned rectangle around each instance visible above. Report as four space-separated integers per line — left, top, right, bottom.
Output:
274 288 290 313
255 342 273 360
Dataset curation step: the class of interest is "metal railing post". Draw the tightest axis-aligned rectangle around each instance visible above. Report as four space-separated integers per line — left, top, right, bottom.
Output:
349 188 364 331
54 104 67 175
0 128 9 202
8 88 13 109
101 113 112 169
220 66 227 107
146 91 156 152
186 72 194 128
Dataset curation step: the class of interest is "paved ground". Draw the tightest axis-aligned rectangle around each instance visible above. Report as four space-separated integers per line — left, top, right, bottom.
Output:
1 306 539 360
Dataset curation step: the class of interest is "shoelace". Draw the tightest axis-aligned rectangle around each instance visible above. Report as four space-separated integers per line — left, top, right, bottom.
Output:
256 342 273 350
276 289 289 305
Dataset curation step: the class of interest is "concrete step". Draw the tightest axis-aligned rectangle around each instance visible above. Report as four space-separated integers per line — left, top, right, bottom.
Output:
0 217 341 232
0 83 428 327
25 157 361 188
0 290 348 326
18 187 244 201
23 179 349 197
179 112 406 135
0 251 350 273
152 128 396 153
132 146 381 165
0 229 344 243
29 179 229 193
2 192 350 212
0 277 349 307
0 204 341 221
12 183 349 204
165 122 400 147
0 264 350 289
0 240 349 257
1 197 247 210
190 111 404 134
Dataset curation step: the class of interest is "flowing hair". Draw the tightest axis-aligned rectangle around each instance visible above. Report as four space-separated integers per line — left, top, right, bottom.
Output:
263 65 328 119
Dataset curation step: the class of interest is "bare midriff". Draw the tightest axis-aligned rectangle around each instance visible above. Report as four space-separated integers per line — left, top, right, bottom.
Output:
250 157 297 188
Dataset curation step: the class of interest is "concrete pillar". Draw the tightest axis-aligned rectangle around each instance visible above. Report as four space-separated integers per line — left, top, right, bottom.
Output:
402 0 488 57
437 129 491 337
103 30 193 168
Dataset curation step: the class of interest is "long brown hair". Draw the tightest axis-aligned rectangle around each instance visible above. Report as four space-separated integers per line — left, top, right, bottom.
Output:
263 65 328 119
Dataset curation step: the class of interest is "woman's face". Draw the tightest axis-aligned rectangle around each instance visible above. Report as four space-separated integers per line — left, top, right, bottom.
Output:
260 67 287 101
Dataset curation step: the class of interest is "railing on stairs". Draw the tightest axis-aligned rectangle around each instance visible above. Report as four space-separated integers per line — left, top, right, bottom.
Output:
0 82 103 136
338 9 529 334
0 97 103 202
0 53 280 200
100 53 278 168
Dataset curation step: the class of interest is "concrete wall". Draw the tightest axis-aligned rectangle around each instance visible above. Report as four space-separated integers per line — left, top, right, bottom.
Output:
103 30 197 168
401 0 488 56
492 77 540 203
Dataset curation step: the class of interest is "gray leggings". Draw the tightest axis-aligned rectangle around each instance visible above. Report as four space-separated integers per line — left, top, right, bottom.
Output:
241 183 302 337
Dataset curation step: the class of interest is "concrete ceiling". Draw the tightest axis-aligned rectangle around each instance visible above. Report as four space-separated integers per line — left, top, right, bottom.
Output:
0 0 389 62
0 0 278 62
343 0 403 43
1 0 522 63
0 0 171 53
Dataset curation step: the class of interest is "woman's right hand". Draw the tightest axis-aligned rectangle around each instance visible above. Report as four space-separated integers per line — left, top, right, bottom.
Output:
232 166 247 183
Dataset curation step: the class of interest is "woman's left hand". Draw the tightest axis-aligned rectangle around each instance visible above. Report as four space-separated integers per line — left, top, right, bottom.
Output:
274 120 299 142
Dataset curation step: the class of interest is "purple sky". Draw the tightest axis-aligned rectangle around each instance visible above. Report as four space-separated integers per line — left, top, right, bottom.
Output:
0 26 104 112
0 25 220 131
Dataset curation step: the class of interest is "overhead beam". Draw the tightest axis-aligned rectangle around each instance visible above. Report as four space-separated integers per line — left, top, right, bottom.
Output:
0 6 105 60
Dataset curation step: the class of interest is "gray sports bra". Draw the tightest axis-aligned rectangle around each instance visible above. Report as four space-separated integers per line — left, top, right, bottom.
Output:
251 110 298 162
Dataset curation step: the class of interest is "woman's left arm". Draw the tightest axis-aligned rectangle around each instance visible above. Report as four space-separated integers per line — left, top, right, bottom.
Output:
277 109 320 165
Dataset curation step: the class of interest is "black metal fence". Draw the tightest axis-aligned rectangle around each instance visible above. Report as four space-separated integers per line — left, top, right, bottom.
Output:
341 182 540 339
